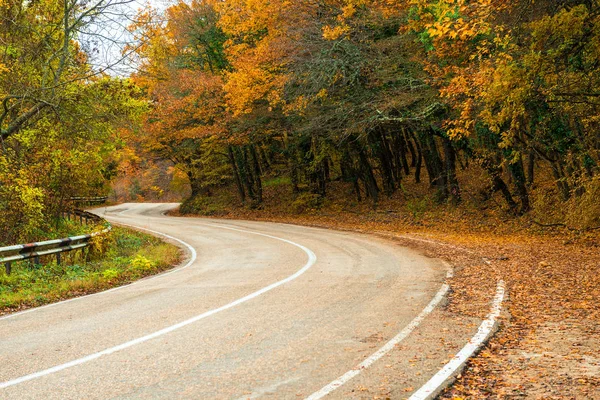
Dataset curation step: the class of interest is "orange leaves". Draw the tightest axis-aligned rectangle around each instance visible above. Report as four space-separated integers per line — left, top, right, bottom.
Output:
145 70 227 141
208 0 312 117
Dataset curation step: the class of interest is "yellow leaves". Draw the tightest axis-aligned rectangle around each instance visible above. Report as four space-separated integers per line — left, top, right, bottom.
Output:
284 95 309 115
341 4 357 19
316 89 328 100
224 66 289 117
322 24 350 40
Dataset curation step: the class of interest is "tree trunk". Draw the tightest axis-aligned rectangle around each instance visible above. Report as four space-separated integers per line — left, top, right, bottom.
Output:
341 147 362 202
508 155 530 213
240 147 256 203
411 131 423 184
368 128 395 196
398 128 411 174
249 145 263 204
228 145 245 203
442 135 460 204
527 151 535 186
354 141 379 205
481 157 519 214
422 129 447 200
551 160 571 201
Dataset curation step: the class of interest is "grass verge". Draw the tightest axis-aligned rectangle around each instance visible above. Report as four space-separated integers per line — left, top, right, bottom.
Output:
0 226 182 315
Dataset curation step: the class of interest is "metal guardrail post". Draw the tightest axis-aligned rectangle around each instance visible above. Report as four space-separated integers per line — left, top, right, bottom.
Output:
1 208 111 275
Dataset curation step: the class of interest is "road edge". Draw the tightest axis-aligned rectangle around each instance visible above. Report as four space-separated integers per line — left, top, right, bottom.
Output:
409 280 506 400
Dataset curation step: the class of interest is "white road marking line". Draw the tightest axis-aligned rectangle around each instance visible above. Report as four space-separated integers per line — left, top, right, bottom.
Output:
305 267 453 400
1 225 317 389
409 280 506 400
0 222 197 322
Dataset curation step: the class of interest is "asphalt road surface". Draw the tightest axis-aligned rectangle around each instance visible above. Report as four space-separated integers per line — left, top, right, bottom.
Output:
0 203 468 399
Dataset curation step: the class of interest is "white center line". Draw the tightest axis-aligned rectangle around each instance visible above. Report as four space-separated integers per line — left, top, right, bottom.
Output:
1 224 317 389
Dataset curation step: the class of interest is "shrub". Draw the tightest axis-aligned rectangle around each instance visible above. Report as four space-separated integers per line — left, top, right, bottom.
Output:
565 176 600 229
102 268 120 280
130 255 154 272
290 192 323 214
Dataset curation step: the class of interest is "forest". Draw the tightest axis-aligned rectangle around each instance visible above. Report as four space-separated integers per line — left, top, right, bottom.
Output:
1 0 600 239
124 0 600 229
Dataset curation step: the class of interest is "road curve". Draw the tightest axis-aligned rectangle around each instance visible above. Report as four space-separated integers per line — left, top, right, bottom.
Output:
0 203 448 399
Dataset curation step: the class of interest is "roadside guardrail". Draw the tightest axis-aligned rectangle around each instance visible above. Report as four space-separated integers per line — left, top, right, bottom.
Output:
1 209 111 275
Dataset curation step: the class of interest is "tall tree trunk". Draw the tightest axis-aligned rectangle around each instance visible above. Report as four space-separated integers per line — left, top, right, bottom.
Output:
508 155 530 213
258 145 271 169
404 128 417 168
240 147 256 203
527 151 535 186
228 145 245 203
381 129 400 185
249 145 263 204
423 129 447 200
442 136 460 204
358 145 379 205
481 156 519 214
341 147 362 202
551 160 571 201
368 128 395 196
283 131 300 194
410 131 423 184
398 128 411 174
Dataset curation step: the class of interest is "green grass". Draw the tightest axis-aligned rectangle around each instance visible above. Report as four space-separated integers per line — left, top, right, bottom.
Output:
0 227 181 314
262 176 291 187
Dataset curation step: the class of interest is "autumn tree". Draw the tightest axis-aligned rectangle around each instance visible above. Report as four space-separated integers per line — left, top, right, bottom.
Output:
0 0 145 243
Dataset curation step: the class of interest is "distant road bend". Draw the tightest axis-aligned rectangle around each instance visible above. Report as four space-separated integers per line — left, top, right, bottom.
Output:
0 203 454 399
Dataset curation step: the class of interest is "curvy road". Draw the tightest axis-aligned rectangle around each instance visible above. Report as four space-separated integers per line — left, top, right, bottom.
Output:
0 203 473 399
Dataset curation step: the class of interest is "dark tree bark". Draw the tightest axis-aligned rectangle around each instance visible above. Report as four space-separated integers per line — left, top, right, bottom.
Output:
353 140 379 205
551 160 571 201
341 147 362 202
442 135 461 204
422 129 447 199
405 128 418 168
398 128 411 174
410 131 423 184
481 157 519 213
508 155 530 213
228 145 245 203
368 128 396 196
239 147 256 203
249 145 263 204
527 150 535 185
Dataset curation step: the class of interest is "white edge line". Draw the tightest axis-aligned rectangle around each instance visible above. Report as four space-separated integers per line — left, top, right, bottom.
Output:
1 224 317 389
305 264 454 400
0 221 197 322
408 279 506 400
